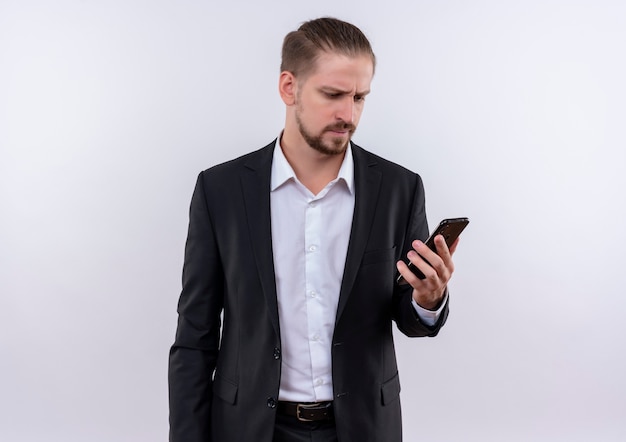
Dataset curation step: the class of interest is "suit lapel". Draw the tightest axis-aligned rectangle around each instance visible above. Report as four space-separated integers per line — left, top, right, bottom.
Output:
335 145 382 324
238 141 382 333
240 141 281 337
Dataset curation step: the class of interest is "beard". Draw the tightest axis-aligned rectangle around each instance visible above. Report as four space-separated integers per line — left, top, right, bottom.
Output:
295 108 356 156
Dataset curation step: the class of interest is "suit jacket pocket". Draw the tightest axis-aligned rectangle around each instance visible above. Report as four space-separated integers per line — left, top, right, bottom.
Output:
213 373 238 405
361 246 396 266
381 372 401 405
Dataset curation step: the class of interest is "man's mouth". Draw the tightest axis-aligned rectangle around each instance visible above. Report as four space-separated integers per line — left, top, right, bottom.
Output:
326 124 355 135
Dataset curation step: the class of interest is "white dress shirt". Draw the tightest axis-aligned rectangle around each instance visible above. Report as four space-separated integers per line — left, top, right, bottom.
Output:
270 138 444 402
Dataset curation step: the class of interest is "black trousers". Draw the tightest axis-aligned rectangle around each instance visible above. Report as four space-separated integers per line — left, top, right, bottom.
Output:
273 412 338 442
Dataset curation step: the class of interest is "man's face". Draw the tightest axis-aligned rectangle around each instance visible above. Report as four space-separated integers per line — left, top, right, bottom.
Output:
294 52 374 156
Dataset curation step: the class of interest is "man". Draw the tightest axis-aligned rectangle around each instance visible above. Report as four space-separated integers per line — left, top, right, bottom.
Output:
169 17 458 442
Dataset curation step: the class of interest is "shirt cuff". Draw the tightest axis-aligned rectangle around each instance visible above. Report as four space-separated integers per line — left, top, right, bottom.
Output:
411 291 448 327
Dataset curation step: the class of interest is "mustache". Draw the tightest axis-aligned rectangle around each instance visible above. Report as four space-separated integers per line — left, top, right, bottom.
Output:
325 121 356 133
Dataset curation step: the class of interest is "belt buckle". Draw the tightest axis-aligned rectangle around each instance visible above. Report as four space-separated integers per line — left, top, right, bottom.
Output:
296 402 325 422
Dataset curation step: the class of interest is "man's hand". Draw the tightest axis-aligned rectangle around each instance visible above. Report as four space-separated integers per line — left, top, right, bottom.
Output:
396 235 459 310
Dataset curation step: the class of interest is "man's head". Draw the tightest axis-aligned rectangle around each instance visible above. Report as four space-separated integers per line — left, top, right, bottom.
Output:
279 18 376 156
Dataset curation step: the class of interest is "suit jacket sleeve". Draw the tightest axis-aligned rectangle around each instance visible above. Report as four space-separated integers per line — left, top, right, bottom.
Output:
392 173 449 337
169 172 223 442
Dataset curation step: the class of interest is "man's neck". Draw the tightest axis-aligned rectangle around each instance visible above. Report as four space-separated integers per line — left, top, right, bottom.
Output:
279 131 346 195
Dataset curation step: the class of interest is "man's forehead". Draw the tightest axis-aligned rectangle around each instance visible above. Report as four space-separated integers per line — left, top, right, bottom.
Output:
310 50 374 72
299 52 374 87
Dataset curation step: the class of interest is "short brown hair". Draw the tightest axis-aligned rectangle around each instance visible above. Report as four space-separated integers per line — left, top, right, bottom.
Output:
281 17 376 78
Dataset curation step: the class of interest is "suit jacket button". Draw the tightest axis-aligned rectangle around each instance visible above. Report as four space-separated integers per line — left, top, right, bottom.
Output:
273 347 281 360
267 397 277 409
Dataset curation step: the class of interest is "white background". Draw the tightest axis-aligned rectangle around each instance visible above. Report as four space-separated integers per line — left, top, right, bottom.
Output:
1 1 625 441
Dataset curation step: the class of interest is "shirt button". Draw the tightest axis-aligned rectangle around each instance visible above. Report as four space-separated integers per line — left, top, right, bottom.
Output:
312 334 320 342
309 202 317 208
308 245 317 252
273 347 281 360
309 291 317 298
315 378 323 386
267 397 277 408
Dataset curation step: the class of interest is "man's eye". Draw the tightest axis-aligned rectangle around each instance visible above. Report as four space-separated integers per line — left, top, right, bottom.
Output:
354 95 365 102
326 92 341 98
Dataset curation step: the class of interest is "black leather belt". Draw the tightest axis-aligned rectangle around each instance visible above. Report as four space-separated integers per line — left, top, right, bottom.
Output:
277 401 334 422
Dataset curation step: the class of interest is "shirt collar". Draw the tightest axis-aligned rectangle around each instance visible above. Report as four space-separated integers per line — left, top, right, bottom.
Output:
270 133 355 194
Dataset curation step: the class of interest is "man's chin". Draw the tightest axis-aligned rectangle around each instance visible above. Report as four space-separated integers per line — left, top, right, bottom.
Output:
312 139 349 156
300 127 352 156
324 133 352 154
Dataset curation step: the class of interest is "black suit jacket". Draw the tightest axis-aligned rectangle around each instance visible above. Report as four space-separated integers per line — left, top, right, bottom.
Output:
169 141 449 442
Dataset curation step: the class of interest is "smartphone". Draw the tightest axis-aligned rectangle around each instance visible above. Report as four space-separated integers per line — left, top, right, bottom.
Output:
396 217 469 285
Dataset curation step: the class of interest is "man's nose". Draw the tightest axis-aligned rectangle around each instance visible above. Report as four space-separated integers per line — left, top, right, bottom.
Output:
335 97 355 124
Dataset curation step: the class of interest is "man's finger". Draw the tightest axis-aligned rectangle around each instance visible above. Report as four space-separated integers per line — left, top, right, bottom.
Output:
448 237 460 255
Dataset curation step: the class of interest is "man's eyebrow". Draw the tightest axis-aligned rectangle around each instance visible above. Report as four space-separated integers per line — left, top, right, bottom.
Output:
320 86 371 96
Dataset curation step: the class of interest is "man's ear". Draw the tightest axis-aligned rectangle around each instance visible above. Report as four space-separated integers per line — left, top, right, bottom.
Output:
278 71 297 106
